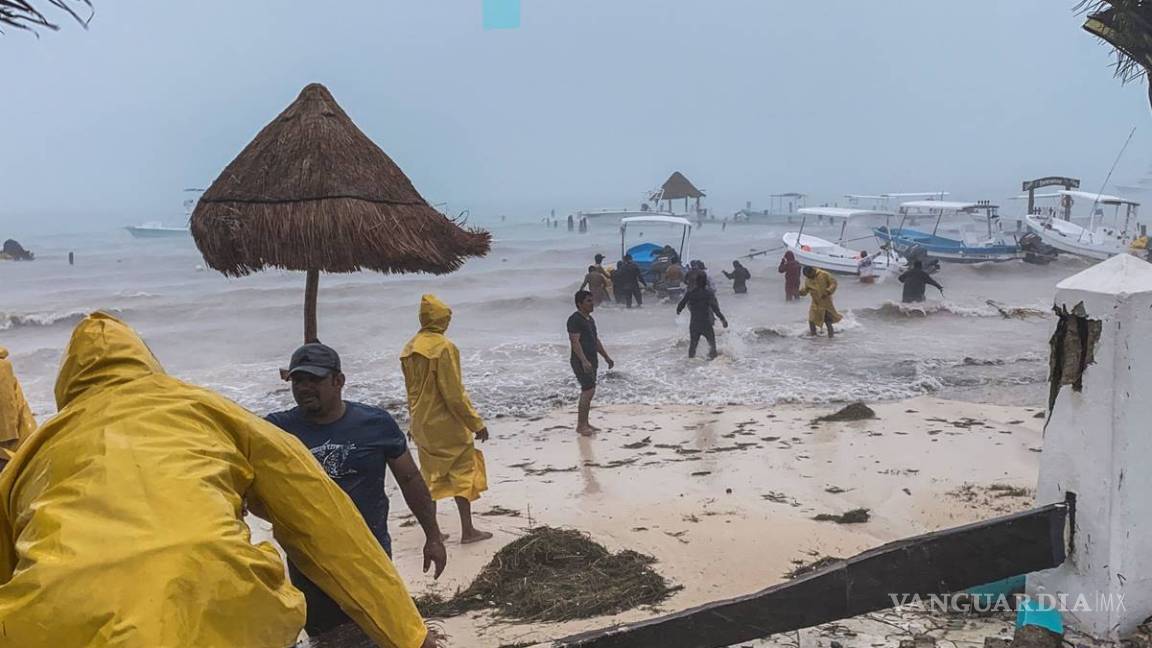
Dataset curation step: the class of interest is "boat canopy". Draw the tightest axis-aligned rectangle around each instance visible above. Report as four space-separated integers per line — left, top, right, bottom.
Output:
797 207 892 220
1058 190 1140 206
900 200 982 211
621 215 693 227
1012 193 1063 200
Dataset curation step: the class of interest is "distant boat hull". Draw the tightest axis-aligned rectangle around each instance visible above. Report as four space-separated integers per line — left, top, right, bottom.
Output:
1024 216 1130 261
733 210 804 225
873 227 1022 263
577 209 678 221
125 225 190 238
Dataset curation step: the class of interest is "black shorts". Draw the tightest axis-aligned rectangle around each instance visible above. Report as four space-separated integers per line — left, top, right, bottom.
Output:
571 357 598 391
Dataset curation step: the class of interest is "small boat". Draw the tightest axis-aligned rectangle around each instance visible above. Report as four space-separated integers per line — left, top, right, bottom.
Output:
783 208 904 275
125 222 191 238
125 188 200 239
1024 190 1142 261
620 215 693 290
873 200 1022 263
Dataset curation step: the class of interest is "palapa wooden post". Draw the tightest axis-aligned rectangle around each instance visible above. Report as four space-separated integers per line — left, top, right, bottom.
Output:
304 270 319 343
189 83 490 338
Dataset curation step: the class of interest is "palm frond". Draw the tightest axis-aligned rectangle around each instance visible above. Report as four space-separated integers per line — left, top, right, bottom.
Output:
0 0 92 34
1077 0 1152 82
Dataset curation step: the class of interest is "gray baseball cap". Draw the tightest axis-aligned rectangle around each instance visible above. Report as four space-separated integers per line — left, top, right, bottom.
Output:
286 343 341 377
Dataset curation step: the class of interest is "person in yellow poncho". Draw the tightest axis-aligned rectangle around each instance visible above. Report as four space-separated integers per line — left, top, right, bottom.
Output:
1130 233 1149 255
401 295 493 545
799 266 843 338
0 347 36 463
0 312 437 648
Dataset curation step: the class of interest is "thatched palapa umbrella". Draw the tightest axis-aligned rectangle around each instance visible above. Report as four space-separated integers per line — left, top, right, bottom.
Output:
192 83 490 342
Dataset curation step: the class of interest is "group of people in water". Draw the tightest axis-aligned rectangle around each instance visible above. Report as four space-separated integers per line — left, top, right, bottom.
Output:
581 244 946 343
567 247 951 436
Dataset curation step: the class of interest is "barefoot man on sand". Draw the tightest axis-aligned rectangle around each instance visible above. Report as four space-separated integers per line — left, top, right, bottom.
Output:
568 290 615 436
401 295 493 545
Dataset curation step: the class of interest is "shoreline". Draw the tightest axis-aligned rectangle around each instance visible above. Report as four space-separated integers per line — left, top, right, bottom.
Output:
352 396 1046 647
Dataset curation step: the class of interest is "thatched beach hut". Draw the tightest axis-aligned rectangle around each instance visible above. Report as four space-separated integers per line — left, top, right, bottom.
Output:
192 83 490 342
653 171 705 214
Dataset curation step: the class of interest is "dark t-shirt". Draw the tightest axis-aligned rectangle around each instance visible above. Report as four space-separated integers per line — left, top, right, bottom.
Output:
265 401 407 551
567 311 599 366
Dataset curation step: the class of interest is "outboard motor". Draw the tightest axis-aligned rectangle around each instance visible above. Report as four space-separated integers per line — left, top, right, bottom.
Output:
904 243 940 274
1019 232 1059 265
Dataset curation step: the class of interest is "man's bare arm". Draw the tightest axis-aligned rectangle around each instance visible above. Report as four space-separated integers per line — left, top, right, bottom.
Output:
570 333 592 369
388 451 446 579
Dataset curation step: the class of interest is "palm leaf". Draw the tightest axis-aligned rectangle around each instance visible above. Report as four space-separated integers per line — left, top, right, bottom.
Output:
1078 1 1152 82
0 0 92 34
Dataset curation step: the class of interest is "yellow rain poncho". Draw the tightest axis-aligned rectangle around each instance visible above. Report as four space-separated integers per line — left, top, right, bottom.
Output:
0 313 427 648
400 295 488 502
799 269 843 328
0 347 36 457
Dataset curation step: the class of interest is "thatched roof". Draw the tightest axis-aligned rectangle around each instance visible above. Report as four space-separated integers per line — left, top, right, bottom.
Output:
191 83 490 277
658 172 705 201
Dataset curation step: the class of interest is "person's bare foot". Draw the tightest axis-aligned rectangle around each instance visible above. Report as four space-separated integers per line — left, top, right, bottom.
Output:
461 529 493 545
577 426 597 437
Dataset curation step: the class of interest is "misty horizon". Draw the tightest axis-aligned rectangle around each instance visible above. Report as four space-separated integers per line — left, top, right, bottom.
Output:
2 0 1151 238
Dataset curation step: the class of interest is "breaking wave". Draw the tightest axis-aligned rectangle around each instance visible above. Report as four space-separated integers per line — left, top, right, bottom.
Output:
0 308 126 331
853 300 1048 320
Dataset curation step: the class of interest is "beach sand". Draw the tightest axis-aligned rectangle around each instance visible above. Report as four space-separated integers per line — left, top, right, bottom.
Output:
250 396 1047 647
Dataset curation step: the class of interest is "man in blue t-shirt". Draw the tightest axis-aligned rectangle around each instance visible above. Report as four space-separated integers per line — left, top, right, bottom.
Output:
265 343 446 638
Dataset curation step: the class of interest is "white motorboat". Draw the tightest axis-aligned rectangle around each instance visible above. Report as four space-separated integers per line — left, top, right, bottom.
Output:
783 207 903 275
125 189 200 238
874 200 1023 263
125 222 191 238
1024 190 1142 261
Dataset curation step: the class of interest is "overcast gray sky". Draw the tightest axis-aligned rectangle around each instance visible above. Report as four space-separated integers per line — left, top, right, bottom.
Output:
1 0 1150 234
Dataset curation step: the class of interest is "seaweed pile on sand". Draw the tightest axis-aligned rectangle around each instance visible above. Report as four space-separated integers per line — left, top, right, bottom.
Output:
417 526 677 622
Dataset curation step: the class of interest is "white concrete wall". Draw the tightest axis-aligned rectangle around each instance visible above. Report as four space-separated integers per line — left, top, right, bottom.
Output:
1030 254 1152 641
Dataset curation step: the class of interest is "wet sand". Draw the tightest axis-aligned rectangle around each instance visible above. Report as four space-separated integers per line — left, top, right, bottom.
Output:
339 396 1045 647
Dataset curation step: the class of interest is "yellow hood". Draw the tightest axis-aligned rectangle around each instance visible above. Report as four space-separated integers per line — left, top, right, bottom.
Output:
418 294 452 334
402 295 454 360
54 312 165 410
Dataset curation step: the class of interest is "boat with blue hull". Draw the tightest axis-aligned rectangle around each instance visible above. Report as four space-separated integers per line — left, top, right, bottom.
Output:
873 200 1023 263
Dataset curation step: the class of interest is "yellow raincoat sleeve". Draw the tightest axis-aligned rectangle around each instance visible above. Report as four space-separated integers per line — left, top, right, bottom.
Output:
242 413 428 648
437 343 485 433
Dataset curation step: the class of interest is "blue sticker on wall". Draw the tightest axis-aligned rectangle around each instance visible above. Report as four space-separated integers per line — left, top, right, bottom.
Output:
483 0 520 29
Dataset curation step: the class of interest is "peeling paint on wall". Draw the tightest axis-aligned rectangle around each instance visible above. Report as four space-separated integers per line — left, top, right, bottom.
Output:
1048 302 1102 415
